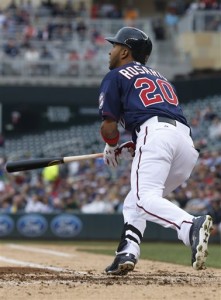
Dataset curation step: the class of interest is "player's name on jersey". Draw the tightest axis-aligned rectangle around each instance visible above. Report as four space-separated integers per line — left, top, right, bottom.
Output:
119 64 167 81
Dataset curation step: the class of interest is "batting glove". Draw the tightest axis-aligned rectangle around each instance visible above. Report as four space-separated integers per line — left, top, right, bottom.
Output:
103 143 119 167
117 141 135 160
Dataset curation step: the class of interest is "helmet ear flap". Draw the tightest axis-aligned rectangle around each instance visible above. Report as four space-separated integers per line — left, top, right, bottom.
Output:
130 38 152 64
146 38 153 56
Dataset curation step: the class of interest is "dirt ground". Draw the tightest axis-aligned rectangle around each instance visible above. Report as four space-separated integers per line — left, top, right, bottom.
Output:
0 242 220 300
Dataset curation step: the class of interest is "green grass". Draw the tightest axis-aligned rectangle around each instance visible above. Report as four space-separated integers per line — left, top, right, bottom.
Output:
1 240 220 269
76 241 221 269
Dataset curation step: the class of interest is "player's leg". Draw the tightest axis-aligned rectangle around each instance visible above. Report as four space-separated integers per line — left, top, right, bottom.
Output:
105 125 189 275
161 135 199 245
132 127 196 236
105 125 185 275
105 190 146 275
162 137 213 270
133 126 213 269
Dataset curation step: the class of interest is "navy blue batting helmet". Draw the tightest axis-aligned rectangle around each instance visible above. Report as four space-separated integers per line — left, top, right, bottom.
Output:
105 27 152 64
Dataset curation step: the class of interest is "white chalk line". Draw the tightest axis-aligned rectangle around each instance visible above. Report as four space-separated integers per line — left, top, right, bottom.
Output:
0 256 68 272
6 243 74 257
1 244 88 276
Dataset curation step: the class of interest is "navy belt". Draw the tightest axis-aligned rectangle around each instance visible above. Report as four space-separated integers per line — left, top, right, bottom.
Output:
157 116 194 144
158 116 176 126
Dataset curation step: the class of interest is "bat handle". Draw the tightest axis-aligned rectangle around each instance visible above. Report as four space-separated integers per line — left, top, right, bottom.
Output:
63 153 103 163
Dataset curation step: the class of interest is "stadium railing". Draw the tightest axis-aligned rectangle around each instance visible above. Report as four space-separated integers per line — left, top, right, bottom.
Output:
0 10 220 85
0 17 190 84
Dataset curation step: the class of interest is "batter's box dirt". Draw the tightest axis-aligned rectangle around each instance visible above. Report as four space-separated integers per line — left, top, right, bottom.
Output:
0 267 220 287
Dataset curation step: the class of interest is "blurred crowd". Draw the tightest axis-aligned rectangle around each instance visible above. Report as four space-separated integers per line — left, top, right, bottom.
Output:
0 1 221 77
0 156 129 215
0 1 110 77
0 0 149 77
153 0 221 40
0 147 221 238
188 102 221 152
0 1 220 239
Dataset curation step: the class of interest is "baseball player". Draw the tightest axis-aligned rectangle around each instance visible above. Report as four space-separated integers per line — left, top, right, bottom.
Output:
98 27 213 275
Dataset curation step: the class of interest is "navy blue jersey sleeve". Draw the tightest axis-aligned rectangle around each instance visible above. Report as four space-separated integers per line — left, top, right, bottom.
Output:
98 71 122 121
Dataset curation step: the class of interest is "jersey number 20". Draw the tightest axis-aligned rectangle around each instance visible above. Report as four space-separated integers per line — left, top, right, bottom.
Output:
134 77 178 107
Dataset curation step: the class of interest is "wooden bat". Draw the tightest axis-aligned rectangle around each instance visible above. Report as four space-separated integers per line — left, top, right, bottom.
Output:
6 153 103 173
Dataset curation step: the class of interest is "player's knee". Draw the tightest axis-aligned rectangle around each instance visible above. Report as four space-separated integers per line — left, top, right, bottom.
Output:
136 191 162 213
137 191 161 202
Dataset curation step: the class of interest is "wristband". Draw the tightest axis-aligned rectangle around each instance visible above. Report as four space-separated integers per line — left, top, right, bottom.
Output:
101 131 120 146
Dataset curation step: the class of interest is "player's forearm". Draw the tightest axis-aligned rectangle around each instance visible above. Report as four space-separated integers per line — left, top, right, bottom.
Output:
101 119 119 146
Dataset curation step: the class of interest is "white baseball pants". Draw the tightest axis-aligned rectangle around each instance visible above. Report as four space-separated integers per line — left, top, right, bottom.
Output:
120 117 199 258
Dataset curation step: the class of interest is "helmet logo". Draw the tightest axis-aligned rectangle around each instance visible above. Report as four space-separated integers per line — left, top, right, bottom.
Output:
125 38 138 41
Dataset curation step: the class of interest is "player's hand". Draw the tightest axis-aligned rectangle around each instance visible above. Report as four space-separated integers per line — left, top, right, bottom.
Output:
103 143 119 167
117 141 135 160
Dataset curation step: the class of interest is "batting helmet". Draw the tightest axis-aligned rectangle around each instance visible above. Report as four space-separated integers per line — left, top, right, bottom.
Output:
105 27 152 64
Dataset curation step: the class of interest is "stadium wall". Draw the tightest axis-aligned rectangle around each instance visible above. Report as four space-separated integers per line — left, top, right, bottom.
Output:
1 76 221 136
1 75 221 105
0 213 219 243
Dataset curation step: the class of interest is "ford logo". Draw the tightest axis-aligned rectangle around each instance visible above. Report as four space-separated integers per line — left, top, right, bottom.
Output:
17 214 48 237
0 215 14 237
51 214 82 238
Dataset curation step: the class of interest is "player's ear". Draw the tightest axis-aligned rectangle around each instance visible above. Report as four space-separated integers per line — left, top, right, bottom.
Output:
121 46 130 60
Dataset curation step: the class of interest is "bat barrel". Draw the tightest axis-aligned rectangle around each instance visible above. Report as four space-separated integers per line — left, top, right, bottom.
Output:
5 153 103 173
6 157 64 173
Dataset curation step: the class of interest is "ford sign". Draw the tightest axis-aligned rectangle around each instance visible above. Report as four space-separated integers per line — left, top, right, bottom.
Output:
51 214 82 238
0 215 14 237
17 214 48 237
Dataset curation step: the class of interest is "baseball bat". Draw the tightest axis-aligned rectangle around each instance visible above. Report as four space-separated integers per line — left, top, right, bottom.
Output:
6 153 103 173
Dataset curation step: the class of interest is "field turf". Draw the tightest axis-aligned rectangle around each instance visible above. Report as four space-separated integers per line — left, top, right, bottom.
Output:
76 241 221 269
